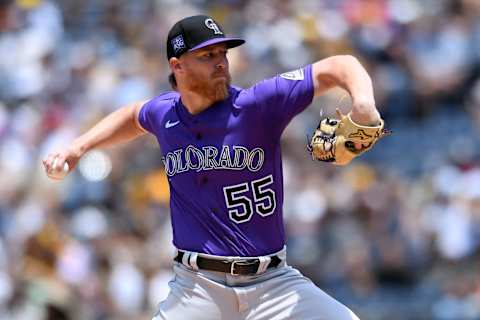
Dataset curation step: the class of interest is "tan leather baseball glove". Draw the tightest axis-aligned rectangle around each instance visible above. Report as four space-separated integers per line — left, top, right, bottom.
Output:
307 109 390 165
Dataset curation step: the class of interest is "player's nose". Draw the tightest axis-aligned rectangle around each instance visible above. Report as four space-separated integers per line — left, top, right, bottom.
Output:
215 55 228 69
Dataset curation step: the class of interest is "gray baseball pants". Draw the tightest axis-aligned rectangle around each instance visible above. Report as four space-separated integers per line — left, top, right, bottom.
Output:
152 248 360 320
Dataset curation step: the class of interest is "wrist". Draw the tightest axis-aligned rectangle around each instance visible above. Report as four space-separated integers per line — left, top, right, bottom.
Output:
350 99 380 126
70 140 88 158
350 109 381 126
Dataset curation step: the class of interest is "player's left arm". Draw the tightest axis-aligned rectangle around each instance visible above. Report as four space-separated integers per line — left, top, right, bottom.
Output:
312 55 381 126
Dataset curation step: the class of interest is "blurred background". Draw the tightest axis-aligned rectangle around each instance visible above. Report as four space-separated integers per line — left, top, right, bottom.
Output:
0 0 480 319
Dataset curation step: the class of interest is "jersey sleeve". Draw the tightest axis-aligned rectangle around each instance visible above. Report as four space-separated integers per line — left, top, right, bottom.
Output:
248 64 314 136
138 99 157 135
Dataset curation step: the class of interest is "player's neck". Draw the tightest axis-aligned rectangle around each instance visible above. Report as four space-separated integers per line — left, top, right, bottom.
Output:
179 89 219 115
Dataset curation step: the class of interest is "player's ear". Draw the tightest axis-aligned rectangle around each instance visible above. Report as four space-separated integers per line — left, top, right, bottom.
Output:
169 57 183 73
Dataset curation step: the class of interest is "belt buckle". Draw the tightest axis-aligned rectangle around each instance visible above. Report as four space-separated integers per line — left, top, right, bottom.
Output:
230 259 254 276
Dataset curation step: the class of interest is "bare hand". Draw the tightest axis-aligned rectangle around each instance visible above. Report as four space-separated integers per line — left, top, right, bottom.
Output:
42 146 82 180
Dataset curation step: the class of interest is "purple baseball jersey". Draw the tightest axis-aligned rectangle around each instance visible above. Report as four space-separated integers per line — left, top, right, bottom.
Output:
138 65 314 256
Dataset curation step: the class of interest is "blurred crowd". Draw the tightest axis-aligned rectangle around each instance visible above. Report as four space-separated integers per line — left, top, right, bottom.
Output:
0 0 480 319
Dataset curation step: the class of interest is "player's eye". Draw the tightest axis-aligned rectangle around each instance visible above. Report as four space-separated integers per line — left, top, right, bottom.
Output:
198 49 227 61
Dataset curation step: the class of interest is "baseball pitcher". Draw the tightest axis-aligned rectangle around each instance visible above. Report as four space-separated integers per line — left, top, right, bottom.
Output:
43 15 386 320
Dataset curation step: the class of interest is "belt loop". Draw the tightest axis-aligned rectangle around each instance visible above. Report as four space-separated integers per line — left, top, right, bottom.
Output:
277 247 287 263
189 252 199 271
182 251 191 268
256 256 271 275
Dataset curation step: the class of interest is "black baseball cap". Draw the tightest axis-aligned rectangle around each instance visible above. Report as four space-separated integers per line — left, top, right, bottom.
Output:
166 15 245 60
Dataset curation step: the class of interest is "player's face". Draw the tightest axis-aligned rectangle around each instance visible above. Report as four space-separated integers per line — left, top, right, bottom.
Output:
180 43 231 101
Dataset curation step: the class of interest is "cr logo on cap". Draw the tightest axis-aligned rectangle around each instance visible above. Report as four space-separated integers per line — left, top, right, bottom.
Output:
205 18 223 35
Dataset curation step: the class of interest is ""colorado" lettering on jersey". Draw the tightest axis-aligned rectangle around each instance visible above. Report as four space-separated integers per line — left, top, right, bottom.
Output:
162 145 265 177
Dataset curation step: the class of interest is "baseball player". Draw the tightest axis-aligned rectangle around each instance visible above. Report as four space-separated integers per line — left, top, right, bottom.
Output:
43 15 385 320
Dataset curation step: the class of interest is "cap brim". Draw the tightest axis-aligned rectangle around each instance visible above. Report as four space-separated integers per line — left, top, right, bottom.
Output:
189 37 245 52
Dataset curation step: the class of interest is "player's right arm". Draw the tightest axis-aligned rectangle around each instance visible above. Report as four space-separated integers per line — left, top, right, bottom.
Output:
43 100 148 179
311 55 380 126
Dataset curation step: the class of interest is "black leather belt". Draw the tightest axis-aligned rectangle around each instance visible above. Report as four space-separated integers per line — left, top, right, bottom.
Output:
174 251 282 276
